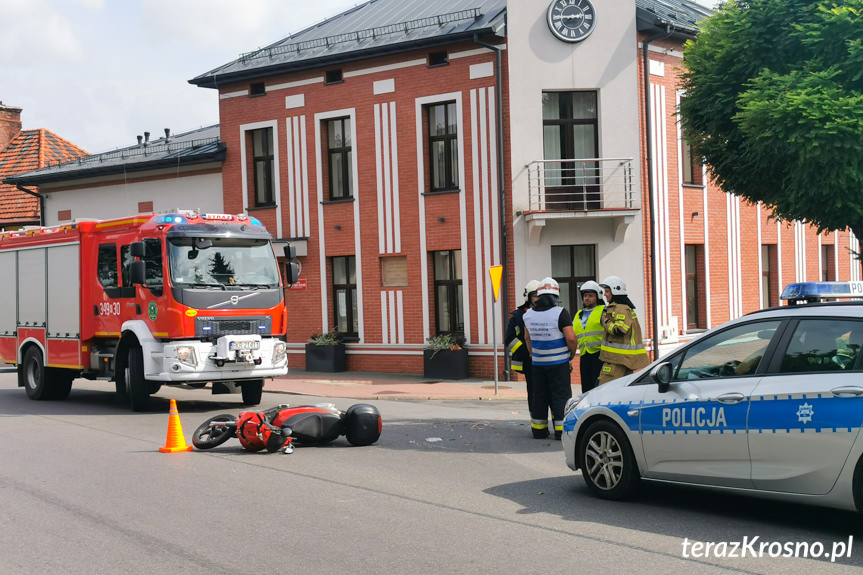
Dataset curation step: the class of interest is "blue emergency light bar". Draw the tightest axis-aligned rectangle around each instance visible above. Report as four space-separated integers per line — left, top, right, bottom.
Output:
780 281 863 301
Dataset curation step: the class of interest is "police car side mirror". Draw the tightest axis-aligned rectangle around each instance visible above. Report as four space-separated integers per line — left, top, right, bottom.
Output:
651 362 672 393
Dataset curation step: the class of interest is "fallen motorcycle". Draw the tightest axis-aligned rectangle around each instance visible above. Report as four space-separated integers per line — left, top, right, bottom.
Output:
192 403 382 453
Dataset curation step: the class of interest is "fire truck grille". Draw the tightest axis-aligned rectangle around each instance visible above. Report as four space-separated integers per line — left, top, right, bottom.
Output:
195 316 273 339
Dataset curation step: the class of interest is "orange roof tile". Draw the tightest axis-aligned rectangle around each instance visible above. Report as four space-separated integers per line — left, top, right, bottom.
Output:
0 129 88 225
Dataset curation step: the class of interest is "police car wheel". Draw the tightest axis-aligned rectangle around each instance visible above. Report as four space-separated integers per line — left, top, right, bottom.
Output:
578 420 639 500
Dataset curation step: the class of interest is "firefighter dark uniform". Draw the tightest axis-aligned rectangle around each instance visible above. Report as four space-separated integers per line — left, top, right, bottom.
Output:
573 304 604 392
523 278 576 439
598 302 649 385
505 304 534 413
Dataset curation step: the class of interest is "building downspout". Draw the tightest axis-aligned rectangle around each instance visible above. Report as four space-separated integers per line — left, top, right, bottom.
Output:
16 184 44 227
643 25 673 361
473 34 510 379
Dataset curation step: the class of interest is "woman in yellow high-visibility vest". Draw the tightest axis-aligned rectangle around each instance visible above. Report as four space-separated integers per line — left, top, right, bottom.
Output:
572 280 605 392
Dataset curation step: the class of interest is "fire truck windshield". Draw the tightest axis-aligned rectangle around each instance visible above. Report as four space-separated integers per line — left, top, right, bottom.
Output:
167 239 281 288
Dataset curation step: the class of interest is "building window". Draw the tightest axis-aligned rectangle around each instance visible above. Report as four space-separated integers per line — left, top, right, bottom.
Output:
57 209 72 221
332 255 358 337
681 137 703 186
249 127 275 206
429 51 448 66
325 69 343 84
250 82 266 96
761 244 778 308
427 102 459 191
137 201 153 213
821 244 835 281
542 91 599 210
433 250 463 335
326 118 353 200
551 244 596 314
685 244 706 329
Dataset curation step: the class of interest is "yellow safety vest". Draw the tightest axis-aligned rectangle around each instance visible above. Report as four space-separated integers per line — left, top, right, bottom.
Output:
573 305 604 355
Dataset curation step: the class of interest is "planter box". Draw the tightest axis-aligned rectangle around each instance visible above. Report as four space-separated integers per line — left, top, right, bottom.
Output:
423 348 468 380
305 344 346 372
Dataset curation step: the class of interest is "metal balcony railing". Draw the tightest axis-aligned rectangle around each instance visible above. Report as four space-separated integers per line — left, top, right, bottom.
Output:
526 158 636 212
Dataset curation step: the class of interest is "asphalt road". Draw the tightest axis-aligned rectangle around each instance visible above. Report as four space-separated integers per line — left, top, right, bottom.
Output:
1 373 861 575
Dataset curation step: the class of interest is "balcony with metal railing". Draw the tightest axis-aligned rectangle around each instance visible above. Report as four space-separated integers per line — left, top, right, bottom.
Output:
523 158 640 244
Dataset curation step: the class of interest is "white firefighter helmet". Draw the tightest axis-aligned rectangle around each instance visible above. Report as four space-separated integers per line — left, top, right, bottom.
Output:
579 280 602 297
600 275 627 296
523 279 541 299
537 277 560 297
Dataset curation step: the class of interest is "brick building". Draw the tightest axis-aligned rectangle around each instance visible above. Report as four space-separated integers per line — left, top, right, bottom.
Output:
189 0 860 379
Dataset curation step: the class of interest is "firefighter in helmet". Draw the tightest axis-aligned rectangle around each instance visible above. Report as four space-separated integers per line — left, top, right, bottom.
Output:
506 280 540 415
523 277 579 439
572 280 605 392
598 276 649 385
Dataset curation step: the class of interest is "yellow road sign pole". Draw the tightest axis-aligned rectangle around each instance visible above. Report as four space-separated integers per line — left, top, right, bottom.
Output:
489 266 503 395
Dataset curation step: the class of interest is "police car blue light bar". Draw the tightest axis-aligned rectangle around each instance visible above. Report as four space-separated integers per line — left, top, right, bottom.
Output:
780 281 863 301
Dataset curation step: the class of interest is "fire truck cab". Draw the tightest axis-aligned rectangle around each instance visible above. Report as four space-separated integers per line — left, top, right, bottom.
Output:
0 210 298 411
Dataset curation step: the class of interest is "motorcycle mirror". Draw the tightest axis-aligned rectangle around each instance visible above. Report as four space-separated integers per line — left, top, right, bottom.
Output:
280 425 293 437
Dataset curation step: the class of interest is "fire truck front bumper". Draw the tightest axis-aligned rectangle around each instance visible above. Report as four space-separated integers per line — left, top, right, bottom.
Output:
149 336 288 382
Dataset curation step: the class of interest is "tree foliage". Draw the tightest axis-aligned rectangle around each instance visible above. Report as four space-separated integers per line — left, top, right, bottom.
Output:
680 0 863 240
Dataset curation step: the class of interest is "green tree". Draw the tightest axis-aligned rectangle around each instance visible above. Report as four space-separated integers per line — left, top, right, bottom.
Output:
209 252 235 285
680 0 863 240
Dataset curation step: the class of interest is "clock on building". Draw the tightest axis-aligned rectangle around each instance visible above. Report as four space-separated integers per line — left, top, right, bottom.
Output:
546 0 597 43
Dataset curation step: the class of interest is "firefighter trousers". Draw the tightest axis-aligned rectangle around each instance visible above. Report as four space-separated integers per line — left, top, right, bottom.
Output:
579 351 602 393
530 362 573 438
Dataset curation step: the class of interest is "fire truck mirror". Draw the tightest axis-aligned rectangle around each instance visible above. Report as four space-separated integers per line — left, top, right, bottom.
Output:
283 244 296 260
130 242 146 258
131 260 146 285
285 262 299 285
195 238 213 250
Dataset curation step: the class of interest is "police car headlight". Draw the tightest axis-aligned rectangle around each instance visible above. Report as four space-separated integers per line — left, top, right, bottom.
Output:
176 346 198 367
272 342 287 364
565 393 586 417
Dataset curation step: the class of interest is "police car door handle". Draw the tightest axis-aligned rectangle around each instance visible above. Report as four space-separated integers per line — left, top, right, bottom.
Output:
831 386 863 397
715 393 745 404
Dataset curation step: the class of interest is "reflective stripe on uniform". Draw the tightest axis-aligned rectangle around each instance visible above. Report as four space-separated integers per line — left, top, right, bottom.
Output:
530 419 549 430
601 343 648 356
552 420 564 432
507 337 522 353
511 359 524 372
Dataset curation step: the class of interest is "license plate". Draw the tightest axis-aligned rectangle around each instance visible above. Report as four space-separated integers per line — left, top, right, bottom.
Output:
229 340 260 351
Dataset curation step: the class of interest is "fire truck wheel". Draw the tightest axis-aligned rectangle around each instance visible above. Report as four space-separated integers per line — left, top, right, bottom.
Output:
46 369 74 400
241 379 264 406
22 347 48 400
126 345 150 412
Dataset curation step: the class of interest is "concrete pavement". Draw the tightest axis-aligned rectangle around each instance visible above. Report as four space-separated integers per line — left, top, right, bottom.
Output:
265 368 530 401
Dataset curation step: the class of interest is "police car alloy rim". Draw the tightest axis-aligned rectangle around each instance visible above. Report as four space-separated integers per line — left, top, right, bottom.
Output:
584 430 624 490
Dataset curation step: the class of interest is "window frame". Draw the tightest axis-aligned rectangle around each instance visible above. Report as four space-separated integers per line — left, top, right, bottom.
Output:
551 244 596 314
331 255 358 339
326 117 353 200
432 249 464 336
427 101 459 192
249 127 275 207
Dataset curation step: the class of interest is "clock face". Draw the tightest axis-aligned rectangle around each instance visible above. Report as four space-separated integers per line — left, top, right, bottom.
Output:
546 0 597 43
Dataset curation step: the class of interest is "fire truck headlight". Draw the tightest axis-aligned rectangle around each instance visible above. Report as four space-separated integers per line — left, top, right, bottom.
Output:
176 346 198 367
272 342 287 364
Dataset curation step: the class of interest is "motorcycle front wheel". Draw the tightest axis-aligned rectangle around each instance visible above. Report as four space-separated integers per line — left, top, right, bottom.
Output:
192 415 237 449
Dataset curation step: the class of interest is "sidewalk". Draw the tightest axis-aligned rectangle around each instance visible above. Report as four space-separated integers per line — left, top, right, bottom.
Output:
266 369 528 401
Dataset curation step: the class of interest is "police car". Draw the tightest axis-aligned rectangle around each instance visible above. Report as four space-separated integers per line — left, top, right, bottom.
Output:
562 282 863 511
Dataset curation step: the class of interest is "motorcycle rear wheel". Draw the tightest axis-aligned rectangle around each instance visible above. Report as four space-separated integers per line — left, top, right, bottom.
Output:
192 415 237 449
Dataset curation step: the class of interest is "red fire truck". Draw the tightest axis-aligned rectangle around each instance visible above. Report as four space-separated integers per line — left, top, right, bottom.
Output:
0 210 298 411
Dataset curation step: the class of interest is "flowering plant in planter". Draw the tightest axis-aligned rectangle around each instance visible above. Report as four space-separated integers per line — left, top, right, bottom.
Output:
423 334 468 379
305 329 346 372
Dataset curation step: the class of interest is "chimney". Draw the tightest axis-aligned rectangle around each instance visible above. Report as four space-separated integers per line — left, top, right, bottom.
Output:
144 131 150 144
0 102 23 151
164 128 170 143
137 135 143 145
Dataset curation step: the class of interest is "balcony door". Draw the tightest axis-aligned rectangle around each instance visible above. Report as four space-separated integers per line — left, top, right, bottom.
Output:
542 91 599 211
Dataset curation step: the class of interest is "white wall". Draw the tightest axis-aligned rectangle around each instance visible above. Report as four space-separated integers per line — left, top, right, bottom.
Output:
506 0 645 310
40 168 223 225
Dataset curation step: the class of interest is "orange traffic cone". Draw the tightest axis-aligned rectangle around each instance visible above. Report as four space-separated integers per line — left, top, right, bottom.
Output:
159 399 193 453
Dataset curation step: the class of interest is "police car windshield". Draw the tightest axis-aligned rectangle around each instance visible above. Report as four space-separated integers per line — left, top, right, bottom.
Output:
167 239 280 288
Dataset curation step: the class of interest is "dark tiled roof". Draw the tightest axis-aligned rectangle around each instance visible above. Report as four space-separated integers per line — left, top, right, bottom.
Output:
190 0 507 88
636 0 712 34
4 124 224 186
0 129 88 224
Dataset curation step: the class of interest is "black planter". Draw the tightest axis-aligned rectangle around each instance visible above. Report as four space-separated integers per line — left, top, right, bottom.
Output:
305 344 346 372
423 348 469 380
